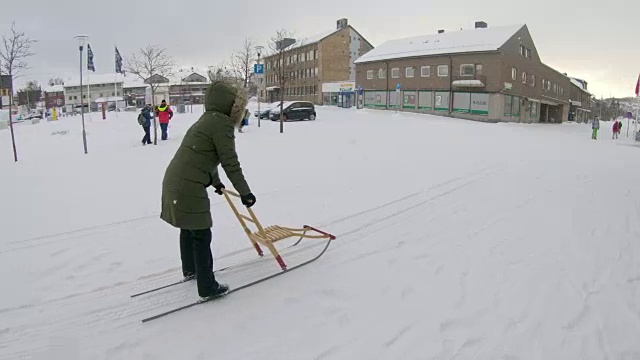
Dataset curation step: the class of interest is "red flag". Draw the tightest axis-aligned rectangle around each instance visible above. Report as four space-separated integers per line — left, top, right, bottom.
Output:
636 74 640 96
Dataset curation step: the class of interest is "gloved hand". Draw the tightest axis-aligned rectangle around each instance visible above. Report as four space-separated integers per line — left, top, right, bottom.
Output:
213 183 225 195
241 193 256 208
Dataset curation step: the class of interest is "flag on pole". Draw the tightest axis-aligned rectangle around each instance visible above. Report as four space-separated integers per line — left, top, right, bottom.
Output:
115 46 124 75
635 73 639 96
87 44 96 72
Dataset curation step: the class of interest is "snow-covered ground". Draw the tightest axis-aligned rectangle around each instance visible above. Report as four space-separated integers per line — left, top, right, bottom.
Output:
1 104 640 359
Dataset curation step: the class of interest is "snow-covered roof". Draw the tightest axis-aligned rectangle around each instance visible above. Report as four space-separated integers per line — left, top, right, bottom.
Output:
64 73 126 87
354 24 524 64
569 78 586 91
44 85 64 93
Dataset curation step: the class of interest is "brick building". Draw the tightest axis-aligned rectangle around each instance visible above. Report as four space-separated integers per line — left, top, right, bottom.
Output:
354 22 591 123
44 85 65 109
1 74 13 109
262 18 373 106
568 77 591 123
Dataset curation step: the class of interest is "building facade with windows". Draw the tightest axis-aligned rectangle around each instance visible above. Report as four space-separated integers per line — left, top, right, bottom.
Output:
355 22 591 123
262 18 373 106
63 73 125 110
44 85 65 109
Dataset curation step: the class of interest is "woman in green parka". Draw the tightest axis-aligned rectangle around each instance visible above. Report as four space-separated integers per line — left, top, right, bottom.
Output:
160 80 256 300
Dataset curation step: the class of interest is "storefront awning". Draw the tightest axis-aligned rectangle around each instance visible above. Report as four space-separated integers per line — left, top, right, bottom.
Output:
452 80 485 87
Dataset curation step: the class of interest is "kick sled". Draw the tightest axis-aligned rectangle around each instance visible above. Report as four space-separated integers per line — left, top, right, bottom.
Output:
222 189 335 270
133 189 336 323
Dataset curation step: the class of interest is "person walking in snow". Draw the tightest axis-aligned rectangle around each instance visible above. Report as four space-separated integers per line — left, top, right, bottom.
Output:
155 100 173 140
591 116 600 140
138 104 153 145
160 81 256 300
612 120 619 139
238 108 250 133
618 120 623 136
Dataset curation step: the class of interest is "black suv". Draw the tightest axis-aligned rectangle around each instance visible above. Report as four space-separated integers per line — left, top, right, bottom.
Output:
270 101 316 121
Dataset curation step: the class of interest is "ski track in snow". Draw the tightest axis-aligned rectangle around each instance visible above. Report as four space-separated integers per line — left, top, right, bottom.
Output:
2 105 640 359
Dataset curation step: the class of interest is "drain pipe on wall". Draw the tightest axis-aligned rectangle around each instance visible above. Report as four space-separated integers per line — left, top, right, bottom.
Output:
448 55 453 115
385 60 390 110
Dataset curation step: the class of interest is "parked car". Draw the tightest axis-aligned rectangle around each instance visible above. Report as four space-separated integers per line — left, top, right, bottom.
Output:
254 102 281 119
270 101 316 121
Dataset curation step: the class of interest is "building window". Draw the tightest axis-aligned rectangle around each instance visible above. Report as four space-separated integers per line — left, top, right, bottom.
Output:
520 45 526 56
314 67 318 76
391 68 400 78
504 95 512 116
420 66 430 77
504 95 520 117
521 72 527 84
547 81 551 92
526 49 531 59
475 64 483 75
460 64 474 76
530 75 536 87
379 68 386 79
405 67 415 78
511 68 517 81
314 50 318 59
367 70 374 79
437 65 448 77
69 96 73 100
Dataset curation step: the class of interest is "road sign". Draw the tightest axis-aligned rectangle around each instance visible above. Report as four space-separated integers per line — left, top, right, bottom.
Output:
627 111 633 119
254 64 264 74
396 83 401 90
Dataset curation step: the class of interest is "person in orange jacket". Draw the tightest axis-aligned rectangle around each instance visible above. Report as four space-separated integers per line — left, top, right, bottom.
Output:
155 100 174 140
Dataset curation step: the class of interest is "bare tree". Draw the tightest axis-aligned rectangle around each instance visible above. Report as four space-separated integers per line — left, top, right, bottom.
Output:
229 37 256 89
268 29 303 133
0 21 36 162
207 61 230 82
48 77 64 86
125 45 174 145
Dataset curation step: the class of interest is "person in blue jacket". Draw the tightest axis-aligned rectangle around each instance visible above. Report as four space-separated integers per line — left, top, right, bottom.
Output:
138 104 153 145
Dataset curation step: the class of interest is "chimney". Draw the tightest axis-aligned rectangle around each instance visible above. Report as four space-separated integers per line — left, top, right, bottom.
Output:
337 18 348 30
475 21 487 29
437 29 445 34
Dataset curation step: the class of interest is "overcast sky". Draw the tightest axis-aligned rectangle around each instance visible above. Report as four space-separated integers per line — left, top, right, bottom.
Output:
1 0 638 98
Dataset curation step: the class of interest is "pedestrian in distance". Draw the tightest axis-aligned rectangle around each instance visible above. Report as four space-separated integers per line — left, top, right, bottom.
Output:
137 104 153 145
612 120 619 139
155 100 174 140
160 81 257 300
591 116 600 140
238 108 250 133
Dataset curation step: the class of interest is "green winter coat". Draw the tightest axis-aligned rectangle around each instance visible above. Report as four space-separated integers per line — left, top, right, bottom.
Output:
160 81 251 230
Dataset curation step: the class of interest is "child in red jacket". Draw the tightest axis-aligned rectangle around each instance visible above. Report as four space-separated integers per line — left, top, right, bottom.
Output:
156 100 174 140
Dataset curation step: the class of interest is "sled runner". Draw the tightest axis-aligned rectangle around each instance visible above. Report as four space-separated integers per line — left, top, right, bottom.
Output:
222 189 335 270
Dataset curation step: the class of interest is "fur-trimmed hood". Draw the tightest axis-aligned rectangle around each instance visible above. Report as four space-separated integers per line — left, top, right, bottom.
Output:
204 81 248 128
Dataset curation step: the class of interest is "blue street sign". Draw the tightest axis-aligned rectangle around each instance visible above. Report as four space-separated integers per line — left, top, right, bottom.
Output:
254 64 264 74
396 83 401 90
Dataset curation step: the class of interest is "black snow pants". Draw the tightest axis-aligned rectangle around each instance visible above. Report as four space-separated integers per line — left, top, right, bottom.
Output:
179 229 220 297
142 125 151 144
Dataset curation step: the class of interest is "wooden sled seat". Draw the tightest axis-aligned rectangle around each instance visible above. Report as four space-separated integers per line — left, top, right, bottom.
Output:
223 189 335 270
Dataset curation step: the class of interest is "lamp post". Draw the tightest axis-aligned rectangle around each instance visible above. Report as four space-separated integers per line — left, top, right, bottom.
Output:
255 45 264 128
75 35 89 154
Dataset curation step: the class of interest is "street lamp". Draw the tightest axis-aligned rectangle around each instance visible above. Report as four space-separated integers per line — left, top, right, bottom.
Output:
74 35 88 154
255 45 264 128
